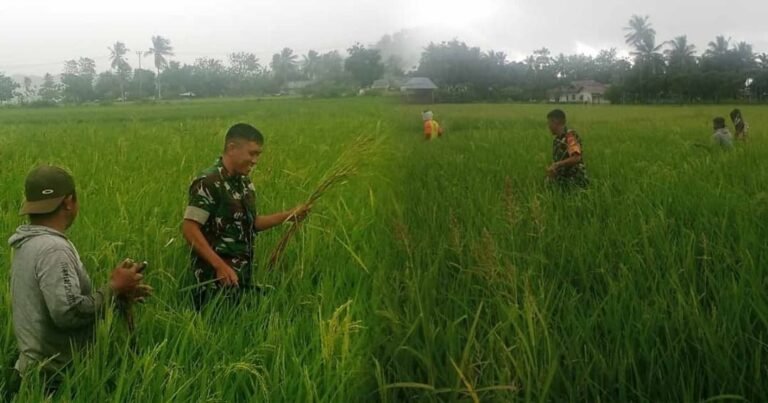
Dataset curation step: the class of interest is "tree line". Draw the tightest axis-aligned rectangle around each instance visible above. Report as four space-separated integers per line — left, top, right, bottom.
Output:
414 16 767 103
0 35 390 104
1 15 766 105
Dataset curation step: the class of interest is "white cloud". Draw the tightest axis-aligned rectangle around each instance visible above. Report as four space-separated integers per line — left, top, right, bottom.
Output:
575 42 599 57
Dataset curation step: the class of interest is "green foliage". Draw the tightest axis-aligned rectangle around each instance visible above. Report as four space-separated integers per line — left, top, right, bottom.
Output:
345 44 384 88
37 74 61 103
27 100 58 108
271 48 301 87
61 58 97 103
128 69 157 100
314 51 346 83
0 73 19 103
435 84 479 103
94 71 122 100
190 58 228 98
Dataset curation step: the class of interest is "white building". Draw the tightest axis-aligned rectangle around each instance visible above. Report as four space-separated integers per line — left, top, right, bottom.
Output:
549 80 610 104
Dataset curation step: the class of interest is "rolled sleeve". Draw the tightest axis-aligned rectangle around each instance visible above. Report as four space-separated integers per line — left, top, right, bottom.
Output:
187 178 217 225
184 206 210 225
566 133 582 156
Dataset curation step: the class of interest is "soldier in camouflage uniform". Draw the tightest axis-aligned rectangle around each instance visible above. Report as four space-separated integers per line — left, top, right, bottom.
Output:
182 123 309 309
730 109 749 142
546 109 588 188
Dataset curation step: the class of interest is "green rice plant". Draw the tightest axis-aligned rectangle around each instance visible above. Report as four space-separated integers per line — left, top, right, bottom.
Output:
0 99 766 402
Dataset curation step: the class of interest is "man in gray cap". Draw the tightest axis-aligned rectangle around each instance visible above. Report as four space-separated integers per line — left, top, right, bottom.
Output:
5 165 151 396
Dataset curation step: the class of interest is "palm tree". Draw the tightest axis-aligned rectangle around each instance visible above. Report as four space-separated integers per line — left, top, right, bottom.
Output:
485 50 507 66
624 15 656 47
301 50 320 81
524 55 536 72
109 41 130 71
108 41 131 100
664 35 697 71
147 35 174 99
270 48 299 86
631 35 665 75
733 41 755 69
532 47 551 71
552 53 568 80
632 36 663 58
705 36 731 58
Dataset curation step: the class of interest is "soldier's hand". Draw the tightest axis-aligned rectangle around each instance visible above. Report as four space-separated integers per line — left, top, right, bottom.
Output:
546 164 557 178
215 265 240 287
110 259 145 297
289 204 311 223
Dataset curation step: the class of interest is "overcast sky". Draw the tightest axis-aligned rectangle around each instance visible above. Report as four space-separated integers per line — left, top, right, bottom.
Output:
1 0 766 76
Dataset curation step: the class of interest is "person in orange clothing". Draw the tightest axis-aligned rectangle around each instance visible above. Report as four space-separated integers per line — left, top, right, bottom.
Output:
422 110 443 140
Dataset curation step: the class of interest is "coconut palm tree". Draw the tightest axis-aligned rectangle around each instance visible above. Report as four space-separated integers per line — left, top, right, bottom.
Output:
302 50 320 81
108 41 131 100
664 35 697 72
109 41 130 71
705 36 731 58
270 48 299 86
147 35 174 99
624 15 656 48
733 41 756 69
631 35 665 75
532 47 552 71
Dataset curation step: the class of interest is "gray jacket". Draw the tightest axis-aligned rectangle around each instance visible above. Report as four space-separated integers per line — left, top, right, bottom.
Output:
8 225 112 374
713 128 733 148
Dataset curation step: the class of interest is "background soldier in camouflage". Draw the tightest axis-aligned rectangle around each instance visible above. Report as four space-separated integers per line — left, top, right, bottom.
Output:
546 109 589 188
730 108 749 142
182 123 309 309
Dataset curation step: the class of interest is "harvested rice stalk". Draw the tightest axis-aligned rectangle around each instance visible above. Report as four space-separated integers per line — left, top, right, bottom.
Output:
117 261 150 334
267 129 378 269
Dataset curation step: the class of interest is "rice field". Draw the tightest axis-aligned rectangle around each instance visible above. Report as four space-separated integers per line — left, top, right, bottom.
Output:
1 98 767 402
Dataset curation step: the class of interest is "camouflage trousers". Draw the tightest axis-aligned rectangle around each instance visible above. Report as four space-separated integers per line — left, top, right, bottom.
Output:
554 174 589 190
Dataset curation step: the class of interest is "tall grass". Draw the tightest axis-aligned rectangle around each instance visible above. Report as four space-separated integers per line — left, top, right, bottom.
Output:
0 98 766 402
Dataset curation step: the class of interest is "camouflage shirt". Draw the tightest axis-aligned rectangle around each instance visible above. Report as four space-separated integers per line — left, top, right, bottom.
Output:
185 157 257 284
552 127 588 187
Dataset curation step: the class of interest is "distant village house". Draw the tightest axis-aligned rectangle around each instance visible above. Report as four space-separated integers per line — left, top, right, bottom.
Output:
549 80 610 104
400 77 438 104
